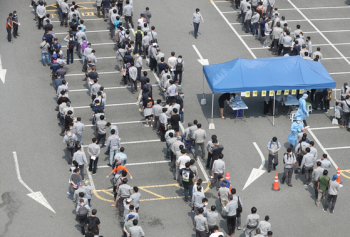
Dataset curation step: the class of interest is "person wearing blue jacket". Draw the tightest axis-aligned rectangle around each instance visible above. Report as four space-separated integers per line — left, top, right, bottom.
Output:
287 117 303 148
294 94 309 127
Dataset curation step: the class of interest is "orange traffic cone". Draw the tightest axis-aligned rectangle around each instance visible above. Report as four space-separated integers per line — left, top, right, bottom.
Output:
225 172 231 193
272 173 280 191
225 172 230 182
336 167 341 183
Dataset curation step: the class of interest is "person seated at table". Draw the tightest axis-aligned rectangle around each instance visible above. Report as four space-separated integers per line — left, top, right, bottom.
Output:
218 93 236 119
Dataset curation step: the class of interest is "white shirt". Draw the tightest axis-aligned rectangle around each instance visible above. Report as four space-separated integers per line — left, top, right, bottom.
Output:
209 233 225 237
168 84 176 96
177 155 191 170
168 56 177 69
137 18 144 26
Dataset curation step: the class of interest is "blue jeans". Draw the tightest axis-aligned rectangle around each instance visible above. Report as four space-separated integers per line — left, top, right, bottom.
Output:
82 55 85 65
67 49 73 64
179 110 184 123
109 148 119 165
193 22 199 37
252 22 259 36
121 158 127 166
58 8 62 19
166 143 170 157
180 135 188 143
174 71 183 85
77 133 82 146
183 184 193 202
42 52 50 65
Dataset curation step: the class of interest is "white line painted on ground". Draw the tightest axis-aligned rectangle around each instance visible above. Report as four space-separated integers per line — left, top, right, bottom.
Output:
82 147 96 190
212 1 257 59
62 42 115 48
282 6 350 10
69 85 157 92
307 128 338 169
98 160 171 168
325 146 350 150
81 139 160 148
242 143 266 191
288 0 350 66
309 126 340 130
13 152 56 213
329 72 350 75
192 45 209 65
250 42 350 50
65 69 150 77
73 102 137 109
56 30 110 35
85 121 146 127
74 56 115 61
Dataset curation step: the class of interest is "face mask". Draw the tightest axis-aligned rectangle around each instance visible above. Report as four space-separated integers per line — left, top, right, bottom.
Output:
204 203 208 206
296 121 300 123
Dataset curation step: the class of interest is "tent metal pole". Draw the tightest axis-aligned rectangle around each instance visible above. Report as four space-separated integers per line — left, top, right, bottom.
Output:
203 74 205 99
211 93 214 121
273 93 275 127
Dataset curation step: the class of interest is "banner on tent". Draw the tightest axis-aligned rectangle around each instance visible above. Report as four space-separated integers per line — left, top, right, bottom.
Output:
243 89 311 97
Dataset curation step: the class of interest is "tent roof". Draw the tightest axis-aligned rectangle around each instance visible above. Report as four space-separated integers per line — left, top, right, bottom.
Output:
203 56 336 93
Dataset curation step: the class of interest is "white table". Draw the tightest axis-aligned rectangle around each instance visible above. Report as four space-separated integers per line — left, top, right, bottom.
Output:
283 95 299 116
229 100 248 122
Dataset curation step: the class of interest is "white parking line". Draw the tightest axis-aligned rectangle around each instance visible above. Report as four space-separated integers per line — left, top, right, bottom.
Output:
325 146 350 150
288 0 350 66
97 160 171 168
56 30 110 35
65 69 150 77
307 128 338 169
250 42 350 50
240 29 350 37
62 42 115 48
74 56 115 61
73 102 136 109
329 72 350 75
222 6 350 11
82 147 96 190
81 139 160 148
309 127 339 130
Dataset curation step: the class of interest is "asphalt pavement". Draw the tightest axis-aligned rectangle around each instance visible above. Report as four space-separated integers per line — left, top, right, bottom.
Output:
1 0 350 236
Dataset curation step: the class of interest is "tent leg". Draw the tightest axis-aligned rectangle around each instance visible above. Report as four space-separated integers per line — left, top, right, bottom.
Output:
273 93 275 127
201 73 206 105
209 93 215 129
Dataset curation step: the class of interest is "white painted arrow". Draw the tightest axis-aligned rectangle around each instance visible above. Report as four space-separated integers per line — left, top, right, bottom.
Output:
13 152 56 213
192 45 209 65
242 142 266 190
0 55 7 84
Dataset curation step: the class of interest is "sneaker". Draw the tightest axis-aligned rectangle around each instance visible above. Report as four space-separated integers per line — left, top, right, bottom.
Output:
139 108 142 112
107 163 111 167
67 192 71 195
305 126 310 128
93 173 96 175
185 201 189 204
288 185 293 187
303 183 308 186
323 209 327 212
237 226 242 230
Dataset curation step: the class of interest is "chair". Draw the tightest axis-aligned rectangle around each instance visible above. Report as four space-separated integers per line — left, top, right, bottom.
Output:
234 109 242 118
185 140 194 151
290 111 297 122
306 102 313 114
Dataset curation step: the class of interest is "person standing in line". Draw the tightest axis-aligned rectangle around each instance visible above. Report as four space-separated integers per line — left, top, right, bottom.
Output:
267 137 280 173
295 137 310 173
312 161 324 200
323 174 340 213
73 145 88 181
123 0 134 29
96 115 107 147
306 36 312 57
106 129 120 166
85 209 100 233
266 0 275 18
88 138 100 175
209 225 224 237
60 0 69 27
251 11 260 37
316 170 329 207
281 148 296 187
193 124 206 160
316 154 332 171
75 27 87 58
36 1 46 30
244 6 252 33
300 148 315 186
130 187 141 213
187 120 198 152
207 206 219 234
159 108 168 141
180 162 195 204
152 99 162 132
128 61 138 94
129 220 145 237
191 8 204 39
243 207 260 237
83 180 93 206
12 11 20 38
257 216 271 236
143 7 151 24
76 198 91 235
63 128 78 164
194 207 209 237
6 13 13 43
117 179 133 216
40 37 51 66
211 155 225 189
174 55 184 85
102 0 110 21
135 52 143 81
73 117 85 146
64 34 75 64
192 185 205 217
225 194 238 237
209 140 224 170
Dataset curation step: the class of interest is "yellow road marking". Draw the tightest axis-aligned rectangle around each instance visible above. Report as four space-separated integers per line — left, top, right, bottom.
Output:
138 187 165 199
340 170 350 179
93 190 114 203
101 189 114 197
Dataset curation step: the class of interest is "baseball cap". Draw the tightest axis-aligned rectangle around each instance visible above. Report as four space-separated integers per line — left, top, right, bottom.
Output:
80 199 84 202
128 214 135 220
77 182 81 186
82 36 86 40
42 37 46 40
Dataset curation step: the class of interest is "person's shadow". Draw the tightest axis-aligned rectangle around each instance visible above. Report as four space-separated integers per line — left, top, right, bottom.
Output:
0 192 20 236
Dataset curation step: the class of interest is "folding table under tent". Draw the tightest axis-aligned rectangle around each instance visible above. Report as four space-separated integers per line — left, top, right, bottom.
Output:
202 56 336 128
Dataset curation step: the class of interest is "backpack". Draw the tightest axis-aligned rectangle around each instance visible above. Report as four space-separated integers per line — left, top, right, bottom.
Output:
113 173 122 185
125 63 131 74
182 169 191 182
68 39 75 50
257 6 263 16
175 59 183 72
77 204 88 217
67 135 76 148
269 141 279 149
135 30 142 42
236 196 243 214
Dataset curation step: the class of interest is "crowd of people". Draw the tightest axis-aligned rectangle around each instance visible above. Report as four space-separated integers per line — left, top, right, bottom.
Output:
26 0 347 236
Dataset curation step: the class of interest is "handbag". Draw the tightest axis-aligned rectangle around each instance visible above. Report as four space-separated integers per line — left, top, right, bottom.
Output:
332 118 338 125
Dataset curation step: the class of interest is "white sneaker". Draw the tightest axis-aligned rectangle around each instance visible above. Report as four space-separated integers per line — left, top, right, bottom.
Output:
144 124 150 127
305 126 310 128
237 226 242 230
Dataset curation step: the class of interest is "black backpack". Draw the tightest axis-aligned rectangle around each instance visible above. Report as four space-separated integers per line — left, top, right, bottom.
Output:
68 39 75 50
175 59 183 72
236 196 243 214
78 204 88 217
135 30 142 42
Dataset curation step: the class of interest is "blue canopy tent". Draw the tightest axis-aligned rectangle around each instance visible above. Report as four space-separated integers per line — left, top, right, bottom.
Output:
202 56 336 128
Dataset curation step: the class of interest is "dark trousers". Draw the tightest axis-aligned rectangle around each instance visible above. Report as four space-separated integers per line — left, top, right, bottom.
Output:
143 45 149 58
38 17 44 29
135 41 142 54
160 124 166 141
268 153 278 171
7 28 12 42
314 181 318 199
117 3 123 15
136 67 142 80
129 78 137 92
343 112 350 128
96 6 101 17
188 138 195 151
314 92 324 110
277 44 284 56
245 19 251 33
267 5 273 18
324 194 337 212
76 42 82 58
89 157 99 174
263 101 270 114
227 215 236 235
193 22 199 37
310 89 316 102
79 216 87 235
103 7 109 20
252 22 259 36
282 167 293 185
66 147 75 164
119 196 130 212
283 47 291 55
208 225 215 235
324 100 330 111
67 49 74 64
153 116 160 131
13 24 18 36
123 74 129 86
273 39 279 52
296 154 303 167
206 153 213 168
125 16 134 29
304 166 313 185
211 172 224 188
97 133 106 146
174 71 183 85
79 164 85 180
61 12 68 26
150 57 157 71
195 230 207 237
303 119 308 127
194 142 205 159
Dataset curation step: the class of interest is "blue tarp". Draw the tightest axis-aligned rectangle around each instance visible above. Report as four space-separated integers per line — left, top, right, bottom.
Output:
203 56 336 93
